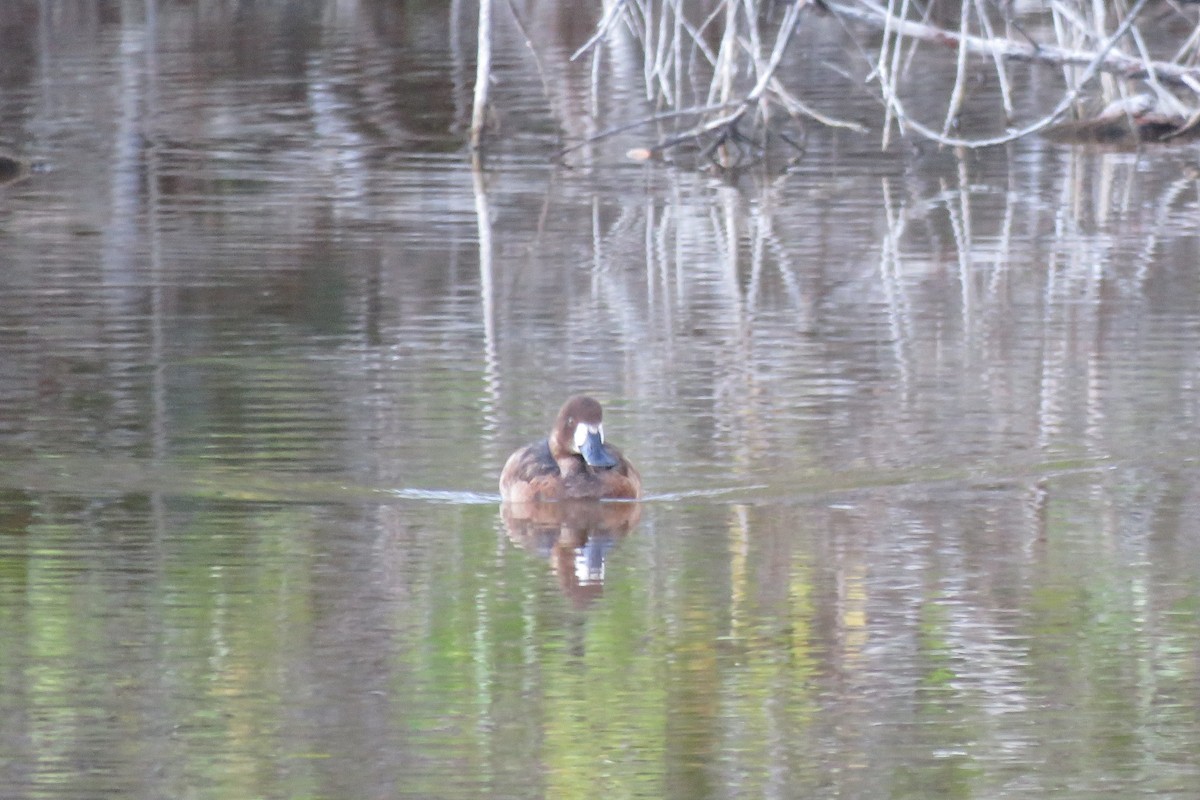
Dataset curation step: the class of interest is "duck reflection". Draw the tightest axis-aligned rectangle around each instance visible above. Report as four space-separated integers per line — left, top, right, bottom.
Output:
501 500 641 607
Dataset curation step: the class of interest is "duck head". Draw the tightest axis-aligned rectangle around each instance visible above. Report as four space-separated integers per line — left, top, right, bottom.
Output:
550 395 618 469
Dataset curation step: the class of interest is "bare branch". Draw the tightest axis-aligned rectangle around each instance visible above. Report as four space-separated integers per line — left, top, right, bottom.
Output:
826 0 1198 87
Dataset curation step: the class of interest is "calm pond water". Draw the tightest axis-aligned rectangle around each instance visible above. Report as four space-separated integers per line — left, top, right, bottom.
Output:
3 2 1200 798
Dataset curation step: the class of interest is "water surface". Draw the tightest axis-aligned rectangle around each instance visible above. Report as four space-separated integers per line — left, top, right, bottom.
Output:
2 2 1200 798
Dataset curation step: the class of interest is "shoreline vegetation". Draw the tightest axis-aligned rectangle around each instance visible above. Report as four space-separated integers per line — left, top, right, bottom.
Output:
469 0 1200 167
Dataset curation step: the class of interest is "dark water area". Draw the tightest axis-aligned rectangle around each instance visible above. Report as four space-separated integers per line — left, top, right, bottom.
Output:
3 1 1200 798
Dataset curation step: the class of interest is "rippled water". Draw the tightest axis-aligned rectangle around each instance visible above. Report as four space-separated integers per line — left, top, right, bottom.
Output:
2 2 1200 798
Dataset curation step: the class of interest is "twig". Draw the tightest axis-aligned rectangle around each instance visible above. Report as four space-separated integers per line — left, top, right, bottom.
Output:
556 102 741 158
766 75 868 131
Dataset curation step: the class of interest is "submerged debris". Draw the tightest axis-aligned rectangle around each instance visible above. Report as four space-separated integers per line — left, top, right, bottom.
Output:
1044 94 1200 144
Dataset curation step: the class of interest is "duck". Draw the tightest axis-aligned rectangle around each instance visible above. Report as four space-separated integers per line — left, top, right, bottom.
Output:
499 395 642 503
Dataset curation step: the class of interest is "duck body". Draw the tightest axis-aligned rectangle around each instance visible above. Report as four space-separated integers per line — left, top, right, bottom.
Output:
499 395 641 503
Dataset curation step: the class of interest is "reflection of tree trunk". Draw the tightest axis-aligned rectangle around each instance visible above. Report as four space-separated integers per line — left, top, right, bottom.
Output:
473 161 501 457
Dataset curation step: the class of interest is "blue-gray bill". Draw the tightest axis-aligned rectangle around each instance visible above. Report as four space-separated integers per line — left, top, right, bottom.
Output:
580 430 618 468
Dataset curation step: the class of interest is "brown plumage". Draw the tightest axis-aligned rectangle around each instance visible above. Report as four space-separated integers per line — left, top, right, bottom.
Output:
499 395 641 503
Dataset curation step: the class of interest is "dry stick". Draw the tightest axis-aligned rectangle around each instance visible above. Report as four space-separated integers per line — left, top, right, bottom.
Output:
669 1 726 105
957 3 1149 145
882 0 919 148
470 0 492 151
503 0 554 112
1092 0 1118 105
1051 0 1092 40
744 0 765 88
742 0 768 130
556 101 740 158
653 0 674 105
647 1 665 102
1167 73 1200 137
876 0 903 148
571 0 628 61
974 0 1014 119
700 28 854 133
765 75 867 131
690 0 808 162
629 0 650 99
672 1 683 107
745 1 804 106
899 0 935 77
707 0 741 109
725 15 863 132
1170 15 1200 65
1053 2 1099 114
693 0 729 64
1049 4 1075 109
565 0 819 160
824 0 1198 87
638 0 659 102
1130 24 1189 116
731 27 864 132
829 0 1157 147
942 0 973 137
642 2 716 111
623 0 652 101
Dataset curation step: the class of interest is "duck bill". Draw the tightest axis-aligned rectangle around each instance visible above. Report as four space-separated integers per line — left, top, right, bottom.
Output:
579 430 618 468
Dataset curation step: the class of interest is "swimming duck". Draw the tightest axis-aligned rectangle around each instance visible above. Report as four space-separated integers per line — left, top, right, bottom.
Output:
499 395 642 502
